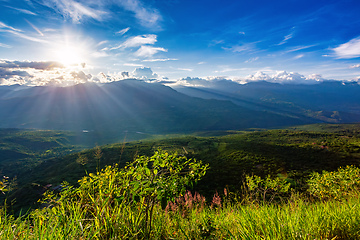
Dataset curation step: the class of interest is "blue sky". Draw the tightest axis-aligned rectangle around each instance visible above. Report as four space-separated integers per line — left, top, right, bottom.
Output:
1 0 360 85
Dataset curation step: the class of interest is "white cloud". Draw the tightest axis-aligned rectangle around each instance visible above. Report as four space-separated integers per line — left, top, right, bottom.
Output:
25 19 44 36
42 0 107 23
135 45 167 58
350 64 360 69
142 58 177 62
245 57 259 63
332 36 360 59
112 34 157 50
2 29 48 43
285 44 317 53
97 40 108 46
245 71 323 84
123 63 144 67
0 21 22 32
177 68 193 72
224 42 257 53
116 27 130 35
117 0 162 29
71 70 92 81
133 67 158 79
293 54 304 59
0 43 12 48
5 5 37 15
277 33 293 46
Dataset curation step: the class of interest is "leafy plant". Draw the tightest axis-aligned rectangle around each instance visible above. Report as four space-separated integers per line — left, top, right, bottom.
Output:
307 165 360 200
245 174 291 202
42 149 208 239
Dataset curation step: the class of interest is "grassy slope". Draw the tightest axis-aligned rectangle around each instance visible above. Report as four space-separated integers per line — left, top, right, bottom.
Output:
5 123 360 212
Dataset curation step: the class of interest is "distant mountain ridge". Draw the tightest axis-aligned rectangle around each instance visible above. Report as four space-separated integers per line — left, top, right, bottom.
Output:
173 80 360 124
0 80 308 144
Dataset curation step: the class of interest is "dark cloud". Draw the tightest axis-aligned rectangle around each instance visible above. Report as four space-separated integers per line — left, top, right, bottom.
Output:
0 60 64 70
0 68 31 79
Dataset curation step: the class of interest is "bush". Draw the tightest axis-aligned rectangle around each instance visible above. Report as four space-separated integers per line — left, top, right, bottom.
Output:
307 165 360 200
41 150 209 239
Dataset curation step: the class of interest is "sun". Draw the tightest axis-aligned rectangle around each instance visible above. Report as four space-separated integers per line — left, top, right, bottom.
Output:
55 44 86 66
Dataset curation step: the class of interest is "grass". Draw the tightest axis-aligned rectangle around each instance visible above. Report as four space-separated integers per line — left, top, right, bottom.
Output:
1 194 359 239
1 161 360 239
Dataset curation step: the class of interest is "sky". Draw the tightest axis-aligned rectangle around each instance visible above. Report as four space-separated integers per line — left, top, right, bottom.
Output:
1 0 360 86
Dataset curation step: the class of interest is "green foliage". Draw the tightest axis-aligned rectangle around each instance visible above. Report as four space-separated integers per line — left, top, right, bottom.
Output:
246 175 291 202
307 165 360 200
0 176 9 194
41 150 208 239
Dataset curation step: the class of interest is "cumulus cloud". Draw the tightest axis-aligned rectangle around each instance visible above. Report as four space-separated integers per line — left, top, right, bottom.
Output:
132 67 158 79
0 59 91 86
245 71 323 84
0 68 31 79
71 71 92 81
332 36 360 59
135 46 167 58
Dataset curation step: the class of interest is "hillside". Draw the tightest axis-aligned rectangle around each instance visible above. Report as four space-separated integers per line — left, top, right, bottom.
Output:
174 81 360 123
5 123 360 212
0 80 312 145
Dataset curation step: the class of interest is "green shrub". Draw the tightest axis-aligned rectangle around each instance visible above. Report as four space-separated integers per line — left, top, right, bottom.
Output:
41 150 208 239
307 165 360 200
245 174 291 203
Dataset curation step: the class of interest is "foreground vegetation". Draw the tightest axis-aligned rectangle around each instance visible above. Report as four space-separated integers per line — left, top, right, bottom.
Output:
1 124 360 239
1 150 360 239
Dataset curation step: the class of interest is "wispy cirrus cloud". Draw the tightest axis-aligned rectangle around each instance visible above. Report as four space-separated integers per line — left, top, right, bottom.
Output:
332 36 360 59
0 21 22 32
285 44 317 53
135 45 167 58
0 43 11 48
224 42 258 53
5 5 37 15
117 0 162 29
116 27 130 35
42 0 107 23
142 58 177 62
25 19 44 36
277 33 293 46
3 30 48 43
111 34 157 49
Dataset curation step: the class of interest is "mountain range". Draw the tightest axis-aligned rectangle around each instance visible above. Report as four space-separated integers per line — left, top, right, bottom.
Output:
1 79 359 144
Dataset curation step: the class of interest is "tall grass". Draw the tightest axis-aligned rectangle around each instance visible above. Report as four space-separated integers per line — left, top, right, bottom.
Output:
1 195 359 239
1 158 360 239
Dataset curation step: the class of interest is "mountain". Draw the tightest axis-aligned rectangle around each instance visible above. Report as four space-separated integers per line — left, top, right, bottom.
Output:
0 80 308 144
173 80 360 123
